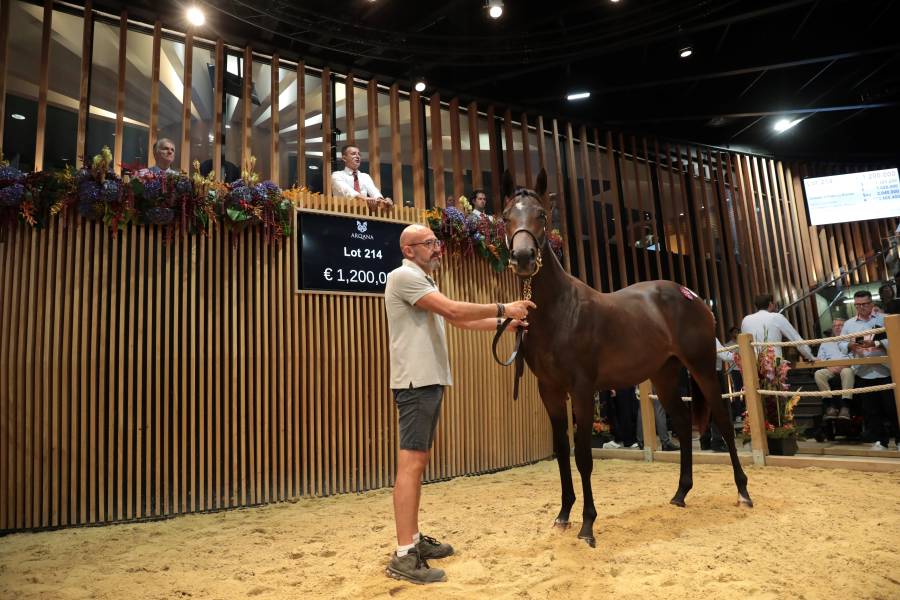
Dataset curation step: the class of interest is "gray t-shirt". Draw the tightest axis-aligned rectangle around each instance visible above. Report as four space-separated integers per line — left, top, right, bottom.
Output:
384 259 452 389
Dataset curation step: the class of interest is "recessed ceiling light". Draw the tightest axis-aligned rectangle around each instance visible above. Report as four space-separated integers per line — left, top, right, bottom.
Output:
679 45 693 58
486 0 503 19
774 118 801 133
186 6 205 27
414 78 426 93
308 165 319 170
11 113 25 120
566 91 590 101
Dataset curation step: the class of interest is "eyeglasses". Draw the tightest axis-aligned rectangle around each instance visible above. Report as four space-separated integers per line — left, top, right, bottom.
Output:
408 239 443 249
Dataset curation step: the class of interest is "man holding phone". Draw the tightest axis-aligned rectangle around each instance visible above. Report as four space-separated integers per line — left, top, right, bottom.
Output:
839 290 894 450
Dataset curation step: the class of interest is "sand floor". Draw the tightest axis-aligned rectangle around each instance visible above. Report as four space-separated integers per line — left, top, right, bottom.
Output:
2 459 899 600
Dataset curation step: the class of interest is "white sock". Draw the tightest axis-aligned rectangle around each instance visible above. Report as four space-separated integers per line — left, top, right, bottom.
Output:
412 532 421 543
396 542 415 557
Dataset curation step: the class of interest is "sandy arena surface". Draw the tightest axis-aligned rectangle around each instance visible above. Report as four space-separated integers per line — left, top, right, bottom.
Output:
2 458 899 600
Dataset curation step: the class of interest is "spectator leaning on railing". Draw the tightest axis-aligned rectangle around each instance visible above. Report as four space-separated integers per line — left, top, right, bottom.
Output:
838 290 896 451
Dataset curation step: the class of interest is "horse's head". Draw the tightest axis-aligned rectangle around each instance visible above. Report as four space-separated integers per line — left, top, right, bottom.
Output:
502 168 550 278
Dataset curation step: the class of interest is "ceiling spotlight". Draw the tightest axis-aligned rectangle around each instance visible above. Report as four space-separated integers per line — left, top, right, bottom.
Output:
186 6 205 27
11 113 26 120
773 118 801 133
566 91 591 101
414 78 426 93
485 0 503 19
679 44 693 58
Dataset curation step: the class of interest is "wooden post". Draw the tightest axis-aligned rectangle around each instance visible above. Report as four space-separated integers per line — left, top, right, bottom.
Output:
737 332 767 464
885 314 900 432
638 381 655 461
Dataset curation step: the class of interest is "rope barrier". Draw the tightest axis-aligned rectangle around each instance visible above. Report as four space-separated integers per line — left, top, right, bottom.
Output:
718 344 738 353
757 382 896 397
749 327 885 348
647 391 744 402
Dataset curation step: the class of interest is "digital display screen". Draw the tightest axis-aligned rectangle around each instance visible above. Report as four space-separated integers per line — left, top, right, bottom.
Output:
296 210 406 294
803 168 900 226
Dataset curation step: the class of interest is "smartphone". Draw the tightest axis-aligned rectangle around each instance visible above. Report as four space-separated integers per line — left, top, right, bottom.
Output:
854 337 864 344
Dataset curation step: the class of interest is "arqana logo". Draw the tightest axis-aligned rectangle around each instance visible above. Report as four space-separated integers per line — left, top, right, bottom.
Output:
356 220 368 233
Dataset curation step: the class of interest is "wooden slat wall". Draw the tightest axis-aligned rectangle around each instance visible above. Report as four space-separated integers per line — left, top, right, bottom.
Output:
0 204 552 532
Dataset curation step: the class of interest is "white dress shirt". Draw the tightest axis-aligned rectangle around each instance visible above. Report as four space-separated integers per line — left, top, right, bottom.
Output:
331 167 383 199
740 309 814 360
715 338 733 372
816 340 849 362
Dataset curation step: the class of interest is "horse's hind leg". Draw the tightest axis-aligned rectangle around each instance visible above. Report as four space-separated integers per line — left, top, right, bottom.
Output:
538 382 576 528
571 386 598 547
651 359 694 507
692 370 753 507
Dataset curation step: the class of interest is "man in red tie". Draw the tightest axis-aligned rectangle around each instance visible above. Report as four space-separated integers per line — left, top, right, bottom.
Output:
331 145 393 211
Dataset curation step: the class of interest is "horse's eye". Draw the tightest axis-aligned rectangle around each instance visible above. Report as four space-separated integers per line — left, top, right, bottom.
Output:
538 211 547 221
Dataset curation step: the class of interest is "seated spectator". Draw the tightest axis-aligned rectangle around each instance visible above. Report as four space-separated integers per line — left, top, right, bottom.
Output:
879 282 900 314
814 318 854 420
839 290 896 450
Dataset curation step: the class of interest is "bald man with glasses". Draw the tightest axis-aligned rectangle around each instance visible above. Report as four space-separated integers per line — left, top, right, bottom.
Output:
382 224 534 584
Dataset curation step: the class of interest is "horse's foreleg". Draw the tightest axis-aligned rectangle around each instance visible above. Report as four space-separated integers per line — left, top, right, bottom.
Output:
540 384 575 528
572 390 597 547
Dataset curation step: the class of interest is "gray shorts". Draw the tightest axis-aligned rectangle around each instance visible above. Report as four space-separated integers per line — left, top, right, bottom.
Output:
393 385 444 451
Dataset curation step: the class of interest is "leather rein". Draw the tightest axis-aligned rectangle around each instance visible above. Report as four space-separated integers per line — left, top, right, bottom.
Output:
491 227 543 401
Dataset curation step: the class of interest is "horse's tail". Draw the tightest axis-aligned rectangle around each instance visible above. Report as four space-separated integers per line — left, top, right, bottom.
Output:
689 375 710 432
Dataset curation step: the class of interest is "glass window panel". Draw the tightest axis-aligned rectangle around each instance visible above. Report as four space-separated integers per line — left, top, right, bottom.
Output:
512 121 526 187
122 26 152 168
188 44 215 173
441 107 453 199
2 0 42 170
155 37 185 169
249 59 272 179
352 82 369 157
85 20 120 158
303 71 323 192
333 77 346 157
458 108 473 195
277 65 298 188
478 114 495 209
43 9 83 170
528 129 541 185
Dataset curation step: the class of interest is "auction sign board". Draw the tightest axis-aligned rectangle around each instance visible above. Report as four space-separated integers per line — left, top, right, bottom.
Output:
296 210 407 294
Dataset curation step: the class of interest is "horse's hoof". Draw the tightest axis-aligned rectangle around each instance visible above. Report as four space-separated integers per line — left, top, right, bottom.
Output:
669 498 686 508
552 519 571 530
737 494 754 508
578 535 596 548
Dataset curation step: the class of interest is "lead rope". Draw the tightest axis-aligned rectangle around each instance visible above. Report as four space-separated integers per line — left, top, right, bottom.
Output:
491 250 540 401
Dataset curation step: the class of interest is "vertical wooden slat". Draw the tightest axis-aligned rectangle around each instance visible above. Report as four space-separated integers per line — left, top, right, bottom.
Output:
33 0 52 172
697 148 725 339
606 132 628 288
113 11 127 174
630 136 652 280
409 89 425 209
685 147 711 302
240 46 253 174
0 0 11 153
270 55 280 183
147 22 161 165
593 129 615 292
449 98 463 200
23 234 37 529
345 72 355 145
761 158 789 305
76 1 94 162
565 123 587 282
361 81 377 192
389 83 402 206
653 139 676 282
618 133 641 286
487 106 502 211
125 226 137 520
429 94 445 206
664 143 688 285
213 40 224 181
296 61 306 187
503 109 516 184
579 125 601 288
521 114 533 188
468 102 482 190
713 151 745 325
321 67 332 197
643 138 663 279
181 33 193 172
550 120 570 272
749 156 777 295
732 154 763 298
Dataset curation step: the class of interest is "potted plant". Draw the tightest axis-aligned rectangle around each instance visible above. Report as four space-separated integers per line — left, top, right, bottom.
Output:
736 346 801 456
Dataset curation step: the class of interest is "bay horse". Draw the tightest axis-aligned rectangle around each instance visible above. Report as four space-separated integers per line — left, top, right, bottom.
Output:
502 169 752 547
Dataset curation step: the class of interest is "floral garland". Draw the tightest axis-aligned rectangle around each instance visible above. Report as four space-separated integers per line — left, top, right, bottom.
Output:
735 346 800 440
0 148 292 243
424 196 564 272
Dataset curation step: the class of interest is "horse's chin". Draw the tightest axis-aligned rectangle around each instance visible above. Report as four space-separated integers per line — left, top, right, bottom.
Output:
512 263 539 278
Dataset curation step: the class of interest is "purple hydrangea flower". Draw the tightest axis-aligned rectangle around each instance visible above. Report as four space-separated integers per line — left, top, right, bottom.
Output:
0 165 24 186
78 180 101 203
444 207 465 225
259 180 281 196
78 200 103 220
143 176 162 201
0 182 25 207
175 176 192 196
101 179 121 203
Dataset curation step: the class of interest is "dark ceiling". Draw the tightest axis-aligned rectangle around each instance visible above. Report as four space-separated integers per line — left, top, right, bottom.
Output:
112 0 900 162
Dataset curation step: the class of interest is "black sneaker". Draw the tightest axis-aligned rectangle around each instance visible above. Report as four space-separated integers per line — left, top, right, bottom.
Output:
385 548 446 584
416 534 454 559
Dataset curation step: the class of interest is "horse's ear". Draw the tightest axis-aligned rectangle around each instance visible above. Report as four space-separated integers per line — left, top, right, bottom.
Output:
535 168 547 198
502 170 515 204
